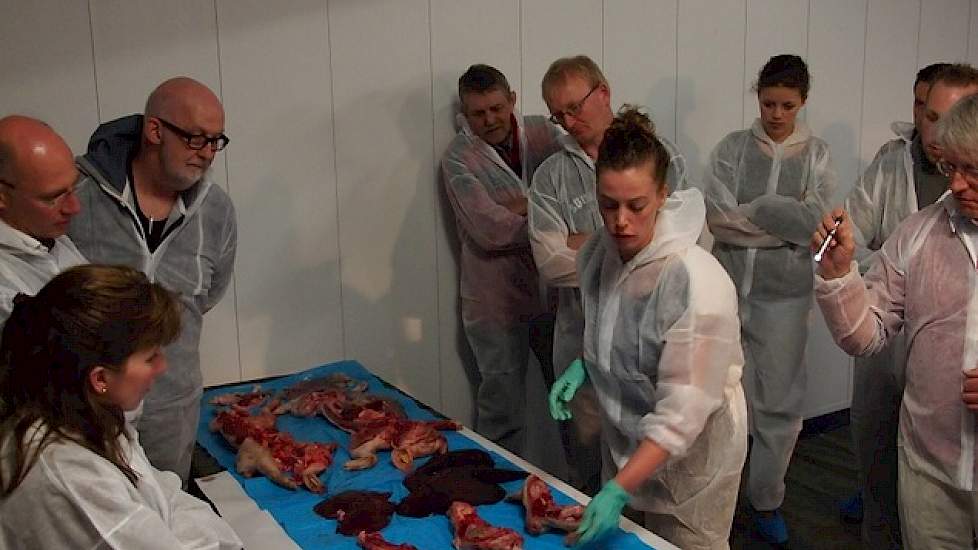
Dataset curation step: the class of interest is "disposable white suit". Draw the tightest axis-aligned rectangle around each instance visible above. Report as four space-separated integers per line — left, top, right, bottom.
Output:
578 188 747 550
0 219 86 324
703 119 835 511
843 121 946 547
815 197 978 549
441 111 561 454
0 421 242 549
529 131 687 492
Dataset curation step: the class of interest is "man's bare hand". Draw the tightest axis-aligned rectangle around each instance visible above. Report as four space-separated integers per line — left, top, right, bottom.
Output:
811 207 854 280
567 233 590 250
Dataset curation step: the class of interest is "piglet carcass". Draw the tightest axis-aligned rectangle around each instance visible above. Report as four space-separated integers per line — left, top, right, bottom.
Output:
347 419 460 472
508 475 584 545
210 406 337 492
209 385 269 408
448 501 523 550
356 532 419 550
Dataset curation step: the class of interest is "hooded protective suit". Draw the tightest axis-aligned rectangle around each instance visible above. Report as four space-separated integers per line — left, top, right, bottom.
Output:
0 421 242 549
815 196 978 548
0 220 85 324
842 121 946 547
578 188 747 550
69 115 237 482
704 119 835 511
529 131 687 493
441 111 561 454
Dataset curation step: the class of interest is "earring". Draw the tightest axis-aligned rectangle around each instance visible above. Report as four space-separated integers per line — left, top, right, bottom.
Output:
99 386 108 394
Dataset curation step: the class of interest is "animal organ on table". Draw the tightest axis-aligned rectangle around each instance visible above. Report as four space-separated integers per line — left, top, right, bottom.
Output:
209 385 269 408
508 475 584 545
397 449 527 517
313 490 396 536
448 501 524 550
210 405 337 492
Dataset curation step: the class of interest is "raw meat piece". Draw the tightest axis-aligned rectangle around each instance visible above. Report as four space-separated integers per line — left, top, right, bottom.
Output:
313 491 396 536
345 418 460 472
508 475 584 545
357 531 419 550
210 406 337 492
210 385 269 407
448 501 523 550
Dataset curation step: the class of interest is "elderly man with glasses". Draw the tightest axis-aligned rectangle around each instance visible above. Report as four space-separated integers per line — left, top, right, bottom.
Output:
69 76 237 484
813 90 978 549
528 55 688 496
0 115 86 325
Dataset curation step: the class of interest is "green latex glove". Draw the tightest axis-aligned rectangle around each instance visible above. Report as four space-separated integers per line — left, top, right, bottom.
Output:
548 358 587 421
575 479 630 546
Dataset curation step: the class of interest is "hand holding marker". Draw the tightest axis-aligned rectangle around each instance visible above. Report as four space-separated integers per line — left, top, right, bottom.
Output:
813 218 842 263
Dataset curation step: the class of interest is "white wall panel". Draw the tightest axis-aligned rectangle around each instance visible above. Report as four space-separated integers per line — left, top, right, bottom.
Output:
89 0 239 385
429 0 521 423
803 0 868 417
860 0 919 172
603 0 679 143
677 0 747 183
970 1 978 65
917 0 971 66
329 0 441 407
215 0 343 382
742 0 809 129
520 0 603 116
0 1 98 152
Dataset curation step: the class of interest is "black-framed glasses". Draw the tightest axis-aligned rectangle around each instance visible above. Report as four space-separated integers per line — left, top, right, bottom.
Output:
937 159 978 183
156 118 230 151
549 84 600 126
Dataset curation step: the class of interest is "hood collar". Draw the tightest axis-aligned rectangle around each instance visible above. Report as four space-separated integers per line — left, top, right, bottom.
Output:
750 118 812 147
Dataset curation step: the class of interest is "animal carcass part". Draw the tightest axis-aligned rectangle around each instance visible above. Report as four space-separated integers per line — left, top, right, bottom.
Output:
508 475 584 545
210 406 337 492
209 385 269 408
356 531 419 550
448 501 523 550
313 491 396 536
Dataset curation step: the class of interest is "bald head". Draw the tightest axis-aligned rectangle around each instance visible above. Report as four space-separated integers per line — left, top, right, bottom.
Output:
0 116 80 239
145 77 223 122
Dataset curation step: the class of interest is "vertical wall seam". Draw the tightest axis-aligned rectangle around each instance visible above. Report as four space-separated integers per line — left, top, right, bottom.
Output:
211 0 244 381
674 0 679 144
87 0 101 122
915 0 922 69
426 0 443 410
325 0 347 361
742 0 748 128
600 0 605 69
858 0 870 172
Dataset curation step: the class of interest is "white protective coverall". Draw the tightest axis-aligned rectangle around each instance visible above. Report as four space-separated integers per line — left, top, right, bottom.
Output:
578 188 747 550
529 131 688 493
441 111 561 454
0 421 242 550
815 197 978 549
703 119 835 511
843 121 944 546
0 219 86 324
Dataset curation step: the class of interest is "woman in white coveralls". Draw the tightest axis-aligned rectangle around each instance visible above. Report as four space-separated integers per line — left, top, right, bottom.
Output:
549 107 747 549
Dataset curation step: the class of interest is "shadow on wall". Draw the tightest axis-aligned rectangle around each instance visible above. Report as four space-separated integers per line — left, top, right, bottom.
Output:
674 76 702 182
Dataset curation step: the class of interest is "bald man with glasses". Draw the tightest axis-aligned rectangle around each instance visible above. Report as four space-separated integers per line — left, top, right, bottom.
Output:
69 77 237 483
0 115 86 324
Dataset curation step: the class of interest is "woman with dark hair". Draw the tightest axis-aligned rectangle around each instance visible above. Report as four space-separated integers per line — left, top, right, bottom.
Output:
702 54 836 544
0 265 241 549
548 107 747 549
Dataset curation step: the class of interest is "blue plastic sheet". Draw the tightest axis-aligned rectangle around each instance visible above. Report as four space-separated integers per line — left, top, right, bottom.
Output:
197 360 655 549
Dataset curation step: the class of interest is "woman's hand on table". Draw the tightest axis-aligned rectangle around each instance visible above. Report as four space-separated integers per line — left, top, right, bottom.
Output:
574 479 630 545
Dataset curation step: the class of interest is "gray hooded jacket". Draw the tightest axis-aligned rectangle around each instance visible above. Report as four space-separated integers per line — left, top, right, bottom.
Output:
69 115 237 407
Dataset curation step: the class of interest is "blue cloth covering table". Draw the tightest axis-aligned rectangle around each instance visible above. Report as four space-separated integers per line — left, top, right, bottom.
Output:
196 360 661 549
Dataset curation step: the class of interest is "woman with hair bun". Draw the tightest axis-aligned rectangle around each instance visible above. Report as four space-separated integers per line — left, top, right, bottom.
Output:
549 106 747 549
0 265 241 549
702 54 836 544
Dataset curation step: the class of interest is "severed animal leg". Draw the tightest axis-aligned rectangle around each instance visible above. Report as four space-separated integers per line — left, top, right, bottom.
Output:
236 437 298 490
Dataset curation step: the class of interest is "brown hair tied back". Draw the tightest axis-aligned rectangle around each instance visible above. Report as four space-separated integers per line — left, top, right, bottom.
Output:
596 105 670 187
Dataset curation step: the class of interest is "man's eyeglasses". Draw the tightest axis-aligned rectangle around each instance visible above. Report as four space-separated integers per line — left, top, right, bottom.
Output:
549 84 600 126
937 159 978 183
156 118 230 151
0 179 77 208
